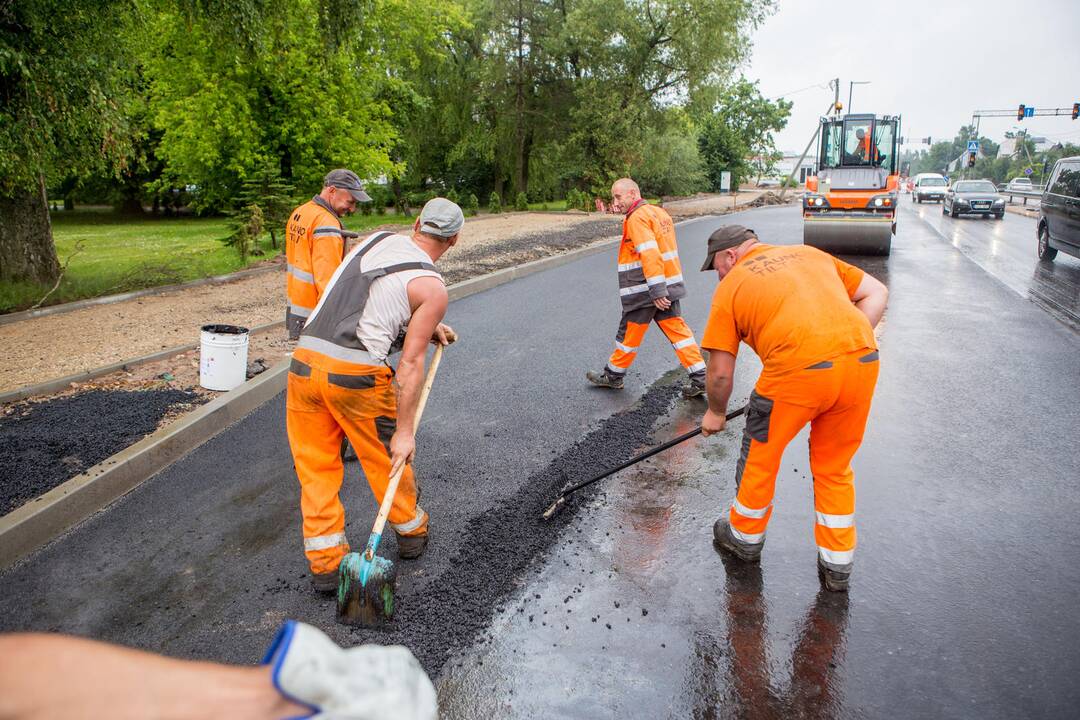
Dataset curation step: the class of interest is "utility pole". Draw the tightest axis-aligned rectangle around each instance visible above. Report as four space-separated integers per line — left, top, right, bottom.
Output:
848 81 871 114
779 90 840 202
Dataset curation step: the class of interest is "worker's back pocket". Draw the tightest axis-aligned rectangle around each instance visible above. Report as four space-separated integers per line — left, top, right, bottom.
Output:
745 391 774 443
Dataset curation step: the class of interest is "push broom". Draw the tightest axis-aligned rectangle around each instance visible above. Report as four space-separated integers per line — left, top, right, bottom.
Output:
541 404 748 520
337 344 444 626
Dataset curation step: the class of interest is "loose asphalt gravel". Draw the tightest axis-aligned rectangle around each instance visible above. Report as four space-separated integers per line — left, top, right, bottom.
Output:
0 388 205 513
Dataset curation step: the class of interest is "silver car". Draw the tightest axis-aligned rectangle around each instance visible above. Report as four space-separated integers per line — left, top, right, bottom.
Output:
943 180 1006 219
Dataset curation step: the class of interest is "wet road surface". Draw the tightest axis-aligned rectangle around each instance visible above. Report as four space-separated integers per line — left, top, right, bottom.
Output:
903 198 1080 330
3 206 1080 717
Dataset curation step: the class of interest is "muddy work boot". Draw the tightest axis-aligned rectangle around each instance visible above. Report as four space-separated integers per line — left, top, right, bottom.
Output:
817 556 851 592
682 376 707 399
397 532 429 560
311 570 339 595
586 369 624 390
712 518 762 563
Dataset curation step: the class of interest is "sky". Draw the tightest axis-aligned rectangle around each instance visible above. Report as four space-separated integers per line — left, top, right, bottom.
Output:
743 0 1080 154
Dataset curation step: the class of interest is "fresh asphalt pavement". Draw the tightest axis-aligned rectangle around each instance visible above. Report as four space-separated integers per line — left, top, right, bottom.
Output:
2 204 1079 718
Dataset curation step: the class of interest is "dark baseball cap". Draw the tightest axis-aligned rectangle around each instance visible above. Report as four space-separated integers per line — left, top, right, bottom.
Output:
324 168 372 202
700 225 756 271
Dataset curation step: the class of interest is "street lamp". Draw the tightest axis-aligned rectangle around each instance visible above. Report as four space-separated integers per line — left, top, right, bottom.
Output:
848 81 871 113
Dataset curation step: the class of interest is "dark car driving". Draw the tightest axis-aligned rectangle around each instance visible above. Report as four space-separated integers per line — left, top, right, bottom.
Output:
943 180 1006 219
1037 156 1080 262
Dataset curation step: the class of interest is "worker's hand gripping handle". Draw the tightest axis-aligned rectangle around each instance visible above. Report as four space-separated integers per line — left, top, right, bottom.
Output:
363 344 443 561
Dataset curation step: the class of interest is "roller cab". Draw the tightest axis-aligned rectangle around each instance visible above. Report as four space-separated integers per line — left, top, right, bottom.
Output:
803 113 900 256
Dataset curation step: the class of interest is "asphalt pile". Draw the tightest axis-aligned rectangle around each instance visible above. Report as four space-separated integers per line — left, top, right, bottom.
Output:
0 388 205 514
349 380 683 675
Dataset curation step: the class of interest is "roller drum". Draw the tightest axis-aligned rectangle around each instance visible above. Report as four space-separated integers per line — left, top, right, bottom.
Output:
803 216 893 256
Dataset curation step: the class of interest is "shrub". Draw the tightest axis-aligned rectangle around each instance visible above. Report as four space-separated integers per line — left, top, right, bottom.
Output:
446 188 460 204
488 191 502 214
514 191 528 211
464 193 480 216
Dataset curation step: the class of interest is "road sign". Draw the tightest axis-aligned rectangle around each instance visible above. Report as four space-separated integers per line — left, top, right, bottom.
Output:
1024 167 1034 176
967 140 980 153
720 171 731 192
1025 106 1035 118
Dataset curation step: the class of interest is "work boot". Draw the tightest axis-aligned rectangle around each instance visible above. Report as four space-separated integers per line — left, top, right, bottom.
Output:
397 532 428 560
712 518 762 563
817 556 851 593
682 377 706 399
586 369 624 390
311 570 338 595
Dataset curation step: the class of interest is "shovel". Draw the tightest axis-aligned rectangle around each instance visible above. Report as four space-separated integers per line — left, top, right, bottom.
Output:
541 404 748 520
337 344 444 626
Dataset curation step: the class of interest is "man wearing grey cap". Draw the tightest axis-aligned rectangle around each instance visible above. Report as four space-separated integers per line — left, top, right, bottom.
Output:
284 169 373 340
285 198 462 592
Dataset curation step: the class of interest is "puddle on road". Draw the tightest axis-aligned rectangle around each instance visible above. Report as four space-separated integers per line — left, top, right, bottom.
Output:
436 399 852 719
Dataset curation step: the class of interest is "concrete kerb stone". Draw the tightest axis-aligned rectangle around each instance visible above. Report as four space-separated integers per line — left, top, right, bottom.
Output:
0 209 757 571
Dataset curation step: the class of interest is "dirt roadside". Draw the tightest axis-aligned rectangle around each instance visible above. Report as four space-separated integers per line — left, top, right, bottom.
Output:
0 191 786 402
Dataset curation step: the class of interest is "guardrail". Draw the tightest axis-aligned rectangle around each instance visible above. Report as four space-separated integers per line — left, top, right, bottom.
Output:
998 187 1044 205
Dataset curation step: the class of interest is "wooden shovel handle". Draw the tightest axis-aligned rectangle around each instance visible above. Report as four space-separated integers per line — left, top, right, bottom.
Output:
369 344 444 540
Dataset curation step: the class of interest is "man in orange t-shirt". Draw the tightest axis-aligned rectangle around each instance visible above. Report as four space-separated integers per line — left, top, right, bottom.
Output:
698 225 888 592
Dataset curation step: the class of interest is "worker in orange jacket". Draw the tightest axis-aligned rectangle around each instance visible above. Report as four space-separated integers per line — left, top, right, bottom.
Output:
287 198 461 595
586 177 707 398
699 225 888 592
284 169 372 340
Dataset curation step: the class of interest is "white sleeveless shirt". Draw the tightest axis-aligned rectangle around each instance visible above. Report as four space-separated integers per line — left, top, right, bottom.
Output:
355 233 442 361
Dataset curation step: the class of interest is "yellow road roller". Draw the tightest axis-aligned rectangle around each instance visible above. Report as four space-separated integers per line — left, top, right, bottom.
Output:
803 113 900 255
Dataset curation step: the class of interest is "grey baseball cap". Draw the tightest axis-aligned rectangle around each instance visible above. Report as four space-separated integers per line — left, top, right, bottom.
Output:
418 198 465 239
324 169 372 202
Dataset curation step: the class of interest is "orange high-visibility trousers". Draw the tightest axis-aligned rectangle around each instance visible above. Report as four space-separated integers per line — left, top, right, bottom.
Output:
607 301 706 378
728 348 879 572
286 358 428 576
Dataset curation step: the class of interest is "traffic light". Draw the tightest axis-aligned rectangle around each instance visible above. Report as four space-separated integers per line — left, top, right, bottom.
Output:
924 136 932 145
1017 104 1026 121
1073 102 1079 120
967 151 976 168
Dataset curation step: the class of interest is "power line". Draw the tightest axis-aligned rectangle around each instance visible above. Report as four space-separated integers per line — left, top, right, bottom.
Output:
770 80 832 101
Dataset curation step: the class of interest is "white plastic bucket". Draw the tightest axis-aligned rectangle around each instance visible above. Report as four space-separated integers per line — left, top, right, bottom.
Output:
199 324 250 391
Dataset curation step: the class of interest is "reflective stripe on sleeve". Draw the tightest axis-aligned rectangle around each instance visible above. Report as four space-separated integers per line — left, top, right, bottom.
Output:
289 304 313 318
645 274 666 286
619 283 649 296
687 361 706 373
816 511 855 529
661 251 679 261
304 532 348 552
666 274 684 284
312 225 343 238
733 498 771 519
818 547 855 565
287 264 315 284
635 240 658 253
618 261 643 272
391 507 427 534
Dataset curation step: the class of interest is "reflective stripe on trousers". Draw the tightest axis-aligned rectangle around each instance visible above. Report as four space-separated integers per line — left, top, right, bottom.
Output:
606 300 705 378
728 349 879 570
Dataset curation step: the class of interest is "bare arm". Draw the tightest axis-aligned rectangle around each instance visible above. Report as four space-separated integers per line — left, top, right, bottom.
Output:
389 277 449 477
850 273 888 328
0 633 303 720
701 350 737 437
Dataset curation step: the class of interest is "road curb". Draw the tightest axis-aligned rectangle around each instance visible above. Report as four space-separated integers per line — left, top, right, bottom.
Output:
0 209 762 571
0 319 286 405
0 263 283 327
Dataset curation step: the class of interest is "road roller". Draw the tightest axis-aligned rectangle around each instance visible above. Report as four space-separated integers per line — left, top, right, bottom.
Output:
803 113 900 256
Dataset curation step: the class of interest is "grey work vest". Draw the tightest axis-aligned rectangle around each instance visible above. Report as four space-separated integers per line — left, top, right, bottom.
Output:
297 232 440 366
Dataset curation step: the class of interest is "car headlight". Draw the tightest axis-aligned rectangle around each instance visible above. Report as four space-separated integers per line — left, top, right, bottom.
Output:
993 198 1005 205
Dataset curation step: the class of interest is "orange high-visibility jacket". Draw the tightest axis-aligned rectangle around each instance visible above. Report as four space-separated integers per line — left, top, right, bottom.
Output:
617 200 686 311
285 196 345 338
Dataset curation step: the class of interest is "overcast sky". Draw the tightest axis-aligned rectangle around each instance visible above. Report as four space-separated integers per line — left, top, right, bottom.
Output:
743 0 1080 153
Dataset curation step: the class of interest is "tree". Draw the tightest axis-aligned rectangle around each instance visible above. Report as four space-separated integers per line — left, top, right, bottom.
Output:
0 0 137 284
697 78 791 190
232 163 296 250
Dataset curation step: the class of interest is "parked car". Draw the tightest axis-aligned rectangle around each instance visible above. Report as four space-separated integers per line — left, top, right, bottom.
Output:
912 173 948 203
1037 156 1080 262
756 177 781 188
943 180 1006 219
1005 177 1034 192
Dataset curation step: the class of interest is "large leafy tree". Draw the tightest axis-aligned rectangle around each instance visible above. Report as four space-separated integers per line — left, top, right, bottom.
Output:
697 78 791 190
0 0 137 284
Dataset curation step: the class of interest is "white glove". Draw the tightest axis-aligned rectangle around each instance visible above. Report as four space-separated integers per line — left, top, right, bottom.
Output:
263 620 437 720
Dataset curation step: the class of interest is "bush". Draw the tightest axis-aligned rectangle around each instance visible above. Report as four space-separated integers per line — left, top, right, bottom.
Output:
464 193 479 217
564 188 580 211
445 188 460 204
514 191 529 211
488 191 502 214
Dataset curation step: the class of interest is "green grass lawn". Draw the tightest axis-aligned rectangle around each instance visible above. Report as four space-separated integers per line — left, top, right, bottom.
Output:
0 207 416 314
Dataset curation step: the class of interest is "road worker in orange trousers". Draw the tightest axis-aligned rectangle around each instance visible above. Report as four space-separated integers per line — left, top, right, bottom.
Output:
699 225 888 592
586 178 708 398
286 198 462 594
284 169 371 340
